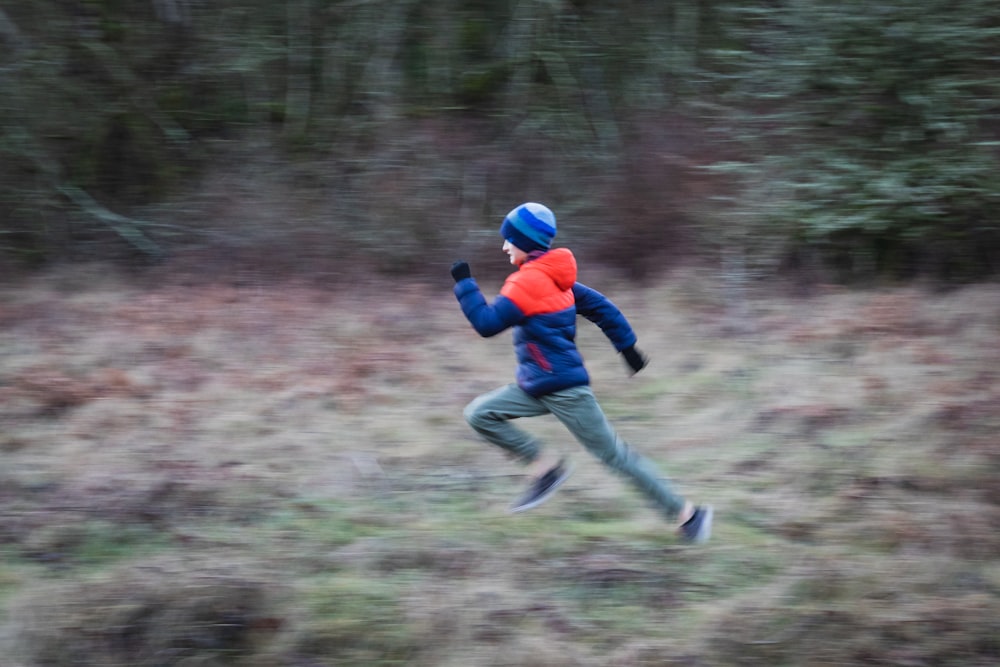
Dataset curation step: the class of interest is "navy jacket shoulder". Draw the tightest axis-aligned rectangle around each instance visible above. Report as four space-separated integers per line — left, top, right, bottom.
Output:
572 282 637 352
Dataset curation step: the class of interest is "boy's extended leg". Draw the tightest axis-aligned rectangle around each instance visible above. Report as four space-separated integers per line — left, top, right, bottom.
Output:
464 384 573 511
541 386 688 520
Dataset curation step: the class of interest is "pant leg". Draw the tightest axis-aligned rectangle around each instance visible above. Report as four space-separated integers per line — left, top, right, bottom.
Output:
464 384 550 463
541 385 687 519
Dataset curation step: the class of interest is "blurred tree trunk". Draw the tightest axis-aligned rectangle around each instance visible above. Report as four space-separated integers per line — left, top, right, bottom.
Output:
670 3 699 72
0 6 25 52
151 0 191 25
284 0 312 137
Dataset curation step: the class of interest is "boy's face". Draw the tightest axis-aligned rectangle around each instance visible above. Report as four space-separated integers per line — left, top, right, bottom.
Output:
503 239 529 266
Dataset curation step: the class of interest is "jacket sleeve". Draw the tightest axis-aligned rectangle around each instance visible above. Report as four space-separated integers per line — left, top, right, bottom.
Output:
454 277 524 337
572 282 637 352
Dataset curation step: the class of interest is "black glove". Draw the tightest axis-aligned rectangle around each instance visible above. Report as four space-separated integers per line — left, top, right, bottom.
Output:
450 261 471 282
622 345 648 375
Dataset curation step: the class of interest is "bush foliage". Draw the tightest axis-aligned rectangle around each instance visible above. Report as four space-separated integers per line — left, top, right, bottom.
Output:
706 0 1000 280
1 1 998 280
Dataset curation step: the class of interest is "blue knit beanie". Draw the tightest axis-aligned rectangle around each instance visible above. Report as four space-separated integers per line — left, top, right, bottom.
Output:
500 203 557 253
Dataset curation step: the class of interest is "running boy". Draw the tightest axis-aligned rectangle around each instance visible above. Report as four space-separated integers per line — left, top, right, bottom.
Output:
451 202 712 543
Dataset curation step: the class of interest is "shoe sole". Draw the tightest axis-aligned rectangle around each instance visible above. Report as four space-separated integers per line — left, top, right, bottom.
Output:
686 505 713 544
509 464 574 513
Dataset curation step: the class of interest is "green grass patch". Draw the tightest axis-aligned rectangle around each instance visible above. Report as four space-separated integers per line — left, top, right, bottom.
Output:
0 562 27 606
15 519 171 571
289 573 419 666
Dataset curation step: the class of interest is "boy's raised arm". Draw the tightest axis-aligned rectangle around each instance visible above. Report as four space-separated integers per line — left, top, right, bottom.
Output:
452 261 524 337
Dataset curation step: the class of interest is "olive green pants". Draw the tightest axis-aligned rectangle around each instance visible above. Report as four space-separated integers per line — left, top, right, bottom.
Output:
464 383 686 519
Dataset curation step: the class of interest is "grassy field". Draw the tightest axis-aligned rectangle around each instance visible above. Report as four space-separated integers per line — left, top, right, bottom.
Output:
1 264 998 666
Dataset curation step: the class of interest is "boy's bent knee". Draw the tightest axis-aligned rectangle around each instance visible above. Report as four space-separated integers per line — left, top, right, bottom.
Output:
463 397 491 428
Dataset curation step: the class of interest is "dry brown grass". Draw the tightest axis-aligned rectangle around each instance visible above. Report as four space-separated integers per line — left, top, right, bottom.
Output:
1 263 998 666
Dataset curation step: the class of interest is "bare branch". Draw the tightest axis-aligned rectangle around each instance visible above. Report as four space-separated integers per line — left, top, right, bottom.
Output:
58 185 165 259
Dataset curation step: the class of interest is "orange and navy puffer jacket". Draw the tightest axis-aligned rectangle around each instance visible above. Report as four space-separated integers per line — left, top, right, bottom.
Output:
454 248 638 397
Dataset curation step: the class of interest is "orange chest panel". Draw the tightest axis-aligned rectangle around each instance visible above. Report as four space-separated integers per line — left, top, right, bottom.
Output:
501 270 574 316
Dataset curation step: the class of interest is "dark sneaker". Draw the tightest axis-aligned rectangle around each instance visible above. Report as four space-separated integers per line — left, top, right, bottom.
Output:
679 505 713 544
510 461 573 513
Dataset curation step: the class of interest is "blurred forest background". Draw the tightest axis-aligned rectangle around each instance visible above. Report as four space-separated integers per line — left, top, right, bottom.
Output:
2 0 999 282
3 3 1000 666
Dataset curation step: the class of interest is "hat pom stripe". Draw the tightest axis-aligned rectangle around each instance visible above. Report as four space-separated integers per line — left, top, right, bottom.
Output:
516 205 557 237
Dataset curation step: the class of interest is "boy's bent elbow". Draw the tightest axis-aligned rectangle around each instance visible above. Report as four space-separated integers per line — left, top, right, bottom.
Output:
463 296 523 337
468 313 509 337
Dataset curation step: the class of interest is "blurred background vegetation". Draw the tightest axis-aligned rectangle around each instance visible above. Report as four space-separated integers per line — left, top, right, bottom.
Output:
1 0 998 282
